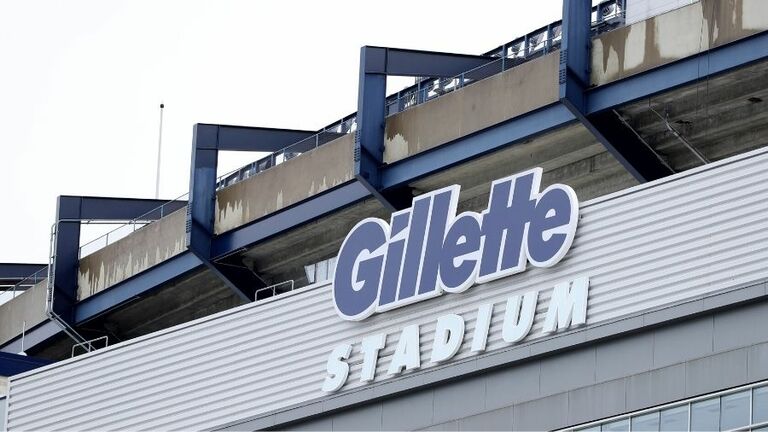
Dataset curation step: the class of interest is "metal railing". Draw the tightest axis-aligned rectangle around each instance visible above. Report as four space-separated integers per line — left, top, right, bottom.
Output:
0 266 47 306
215 1 627 192
215 128 349 190
46 222 90 348
255 280 295 301
71 335 108 358
78 192 189 259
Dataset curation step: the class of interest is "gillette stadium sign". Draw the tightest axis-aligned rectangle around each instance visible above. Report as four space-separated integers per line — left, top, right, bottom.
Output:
322 168 588 392
333 167 579 321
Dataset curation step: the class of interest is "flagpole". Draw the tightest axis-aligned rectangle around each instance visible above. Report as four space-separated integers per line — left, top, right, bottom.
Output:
155 103 164 199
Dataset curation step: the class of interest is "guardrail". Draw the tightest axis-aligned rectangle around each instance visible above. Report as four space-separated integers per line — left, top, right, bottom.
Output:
214 0 626 192
71 335 109 357
0 266 47 306
255 280 295 301
215 129 348 190
78 192 189 259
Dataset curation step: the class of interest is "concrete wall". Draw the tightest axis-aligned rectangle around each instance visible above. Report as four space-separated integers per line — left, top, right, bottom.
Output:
215 134 355 234
76 133 353 297
592 0 768 86
626 0 698 25
77 208 187 299
280 297 768 431
0 281 47 347
383 52 560 164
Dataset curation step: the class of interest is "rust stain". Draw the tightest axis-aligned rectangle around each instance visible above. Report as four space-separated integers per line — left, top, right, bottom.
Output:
701 0 744 48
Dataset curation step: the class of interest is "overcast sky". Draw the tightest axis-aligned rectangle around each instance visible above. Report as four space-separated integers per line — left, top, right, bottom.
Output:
0 0 569 264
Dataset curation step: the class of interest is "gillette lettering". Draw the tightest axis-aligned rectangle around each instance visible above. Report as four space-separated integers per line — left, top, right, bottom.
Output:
332 168 579 321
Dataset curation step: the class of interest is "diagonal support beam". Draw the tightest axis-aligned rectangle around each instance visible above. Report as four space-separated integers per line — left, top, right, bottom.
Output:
559 0 673 183
75 251 204 323
53 195 188 323
356 46 497 211
187 124 338 301
587 30 768 114
576 109 675 181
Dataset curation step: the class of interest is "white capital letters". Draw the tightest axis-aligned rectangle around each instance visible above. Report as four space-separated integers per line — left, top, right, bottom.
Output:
502 291 539 343
360 333 386 382
387 325 421 375
543 276 590 334
471 303 494 353
431 314 465 363
322 344 353 392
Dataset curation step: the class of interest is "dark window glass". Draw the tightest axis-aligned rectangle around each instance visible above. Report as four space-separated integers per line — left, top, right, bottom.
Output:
601 419 629 432
721 390 750 430
755 386 768 423
660 405 688 432
691 398 720 431
631 412 660 432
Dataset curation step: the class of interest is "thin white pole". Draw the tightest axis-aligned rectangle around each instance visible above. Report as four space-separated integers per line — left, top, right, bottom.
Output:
155 103 165 199
20 320 26 355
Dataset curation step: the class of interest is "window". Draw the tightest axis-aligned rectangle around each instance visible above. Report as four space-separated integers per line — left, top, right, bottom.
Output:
660 405 688 432
631 412 659 432
601 419 628 431
755 386 768 424
720 390 750 430
691 398 720 431
566 383 768 432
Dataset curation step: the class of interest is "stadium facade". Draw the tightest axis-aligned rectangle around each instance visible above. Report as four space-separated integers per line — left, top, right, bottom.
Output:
2 0 768 430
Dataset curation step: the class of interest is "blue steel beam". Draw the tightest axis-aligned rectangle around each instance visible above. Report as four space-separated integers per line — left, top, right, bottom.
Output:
0 263 46 282
560 0 673 182
380 103 577 189
355 48 389 208
587 30 768 114
187 124 337 300
187 124 218 263
356 46 497 210
211 181 371 258
58 196 187 221
0 352 52 374
75 251 203 323
53 195 188 323
362 46 496 77
558 0 591 113
210 124 318 152
0 320 61 354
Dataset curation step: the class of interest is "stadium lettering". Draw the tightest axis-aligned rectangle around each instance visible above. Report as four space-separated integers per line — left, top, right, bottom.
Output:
332 167 579 321
322 277 590 392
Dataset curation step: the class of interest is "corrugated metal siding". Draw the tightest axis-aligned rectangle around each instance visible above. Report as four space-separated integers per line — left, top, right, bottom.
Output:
8 148 768 431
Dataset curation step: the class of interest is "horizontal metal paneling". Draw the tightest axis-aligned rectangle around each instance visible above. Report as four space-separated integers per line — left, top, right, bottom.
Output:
9 147 768 431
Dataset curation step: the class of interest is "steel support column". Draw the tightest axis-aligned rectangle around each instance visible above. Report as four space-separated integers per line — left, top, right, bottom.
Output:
187 123 336 300
355 46 496 210
559 0 674 182
53 196 187 323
